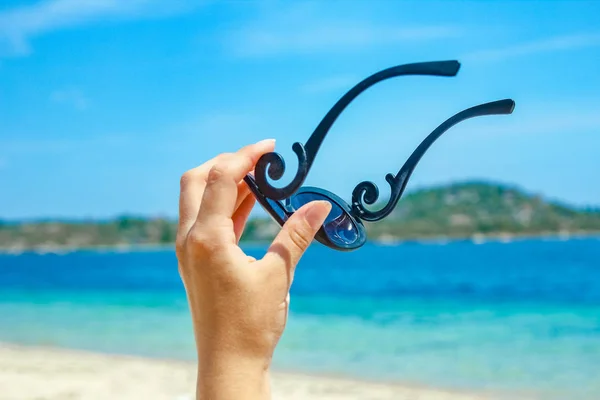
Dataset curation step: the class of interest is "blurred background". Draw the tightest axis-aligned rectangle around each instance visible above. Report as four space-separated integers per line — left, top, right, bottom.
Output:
1 1 599 399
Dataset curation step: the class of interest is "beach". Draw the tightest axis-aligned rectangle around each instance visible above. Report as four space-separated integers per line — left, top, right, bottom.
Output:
1 240 599 400
0 343 492 400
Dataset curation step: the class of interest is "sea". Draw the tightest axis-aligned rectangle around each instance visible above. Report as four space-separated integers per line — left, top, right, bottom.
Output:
1 237 599 399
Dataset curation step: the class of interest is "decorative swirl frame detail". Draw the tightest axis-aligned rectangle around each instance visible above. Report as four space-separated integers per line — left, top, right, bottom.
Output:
254 142 308 201
351 99 516 222
253 60 462 200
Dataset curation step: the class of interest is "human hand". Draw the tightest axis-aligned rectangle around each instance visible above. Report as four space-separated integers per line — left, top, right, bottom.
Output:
176 139 332 399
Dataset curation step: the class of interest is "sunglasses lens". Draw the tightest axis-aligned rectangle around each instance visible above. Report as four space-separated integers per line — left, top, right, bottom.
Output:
290 192 359 246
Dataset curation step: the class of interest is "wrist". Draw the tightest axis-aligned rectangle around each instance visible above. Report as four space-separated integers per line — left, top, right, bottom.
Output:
197 351 271 400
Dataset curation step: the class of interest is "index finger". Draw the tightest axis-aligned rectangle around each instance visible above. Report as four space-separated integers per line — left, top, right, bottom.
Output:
196 139 275 223
178 154 226 235
178 140 274 237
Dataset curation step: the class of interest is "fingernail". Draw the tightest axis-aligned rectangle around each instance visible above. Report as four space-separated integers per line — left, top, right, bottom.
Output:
256 138 276 147
304 201 332 230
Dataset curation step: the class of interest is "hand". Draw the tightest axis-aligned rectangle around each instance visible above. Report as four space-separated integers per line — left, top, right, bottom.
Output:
176 139 332 399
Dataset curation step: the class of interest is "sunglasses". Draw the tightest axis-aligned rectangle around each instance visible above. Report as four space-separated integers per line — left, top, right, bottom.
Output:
244 60 516 251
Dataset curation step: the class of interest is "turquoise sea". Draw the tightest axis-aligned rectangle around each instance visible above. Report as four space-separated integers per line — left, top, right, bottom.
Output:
1 238 599 399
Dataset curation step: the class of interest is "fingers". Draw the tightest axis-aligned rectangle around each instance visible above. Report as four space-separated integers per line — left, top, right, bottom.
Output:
178 153 229 237
232 192 256 243
178 140 274 240
262 200 332 284
196 139 275 224
235 180 251 210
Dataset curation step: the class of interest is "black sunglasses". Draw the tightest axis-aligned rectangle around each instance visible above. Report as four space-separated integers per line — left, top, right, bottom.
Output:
244 60 516 251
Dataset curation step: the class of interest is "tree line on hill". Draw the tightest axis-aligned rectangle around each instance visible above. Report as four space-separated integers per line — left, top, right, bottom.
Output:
2 182 599 251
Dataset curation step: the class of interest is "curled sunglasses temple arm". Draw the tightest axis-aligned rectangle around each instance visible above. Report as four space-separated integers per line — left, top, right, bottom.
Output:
253 60 462 200
351 99 516 222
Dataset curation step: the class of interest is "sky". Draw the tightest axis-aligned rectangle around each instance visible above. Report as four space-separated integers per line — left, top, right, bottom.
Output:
1 0 600 219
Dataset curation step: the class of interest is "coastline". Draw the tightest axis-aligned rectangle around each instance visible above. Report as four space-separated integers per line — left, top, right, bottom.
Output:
0 230 598 255
372 230 600 246
0 342 526 400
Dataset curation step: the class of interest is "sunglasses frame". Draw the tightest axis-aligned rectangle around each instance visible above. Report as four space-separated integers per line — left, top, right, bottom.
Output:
244 174 368 251
253 60 462 202
352 98 515 222
244 60 516 251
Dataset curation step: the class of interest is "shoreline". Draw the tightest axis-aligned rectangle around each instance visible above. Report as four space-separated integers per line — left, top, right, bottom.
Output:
0 342 530 400
373 230 600 246
1 231 598 255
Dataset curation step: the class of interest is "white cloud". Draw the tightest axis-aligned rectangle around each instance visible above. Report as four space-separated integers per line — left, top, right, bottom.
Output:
464 32 600 62
433 102 600 141
300 74 359 94
154 111 265 154
50 88 90 110
325 99 600 163
497 111 600 136
0 112 260 163
226 3 461 57
0 0 204 57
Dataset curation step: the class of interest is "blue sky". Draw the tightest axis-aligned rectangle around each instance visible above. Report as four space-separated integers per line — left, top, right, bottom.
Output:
1 0 600 219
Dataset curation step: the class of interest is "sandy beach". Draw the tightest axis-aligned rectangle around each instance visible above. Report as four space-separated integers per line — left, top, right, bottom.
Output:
0 343 505 400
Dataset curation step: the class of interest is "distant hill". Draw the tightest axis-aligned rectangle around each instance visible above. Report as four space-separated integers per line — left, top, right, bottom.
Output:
0 216 177 251
366 181 600 239
1 181 599 251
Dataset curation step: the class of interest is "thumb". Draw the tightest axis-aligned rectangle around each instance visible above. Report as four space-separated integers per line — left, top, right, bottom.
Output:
262 200 332 279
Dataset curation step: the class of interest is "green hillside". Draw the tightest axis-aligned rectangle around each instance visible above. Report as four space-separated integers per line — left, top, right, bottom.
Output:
1 181 599 251
368 181 600 239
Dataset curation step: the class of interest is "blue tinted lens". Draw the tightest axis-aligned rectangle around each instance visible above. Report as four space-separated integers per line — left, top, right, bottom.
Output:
290 192 358 246
266 198 287 223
